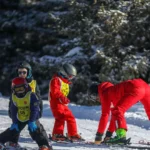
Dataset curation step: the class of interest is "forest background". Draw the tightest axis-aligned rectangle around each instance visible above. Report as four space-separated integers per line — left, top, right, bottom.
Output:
0 0 150 105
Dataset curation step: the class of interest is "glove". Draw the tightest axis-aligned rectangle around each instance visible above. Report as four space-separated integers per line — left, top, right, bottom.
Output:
104 131 113 142
59 97 70 105
94 132 103 145
10 123 19 132
28 121 37 132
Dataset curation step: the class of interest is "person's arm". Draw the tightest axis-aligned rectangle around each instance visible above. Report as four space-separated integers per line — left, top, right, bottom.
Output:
106 108 116 132
97 97 111 134
50 77 70 104
35 83 43 117
29 93 40 122
140 99 150 120
35 83 41 101
95 109 110 144
10 96 18 123
94 95 111 144
103 112 115 141
8 97 11 118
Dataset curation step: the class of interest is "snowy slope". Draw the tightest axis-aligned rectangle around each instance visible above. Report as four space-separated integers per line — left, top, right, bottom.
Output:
0 97 150 150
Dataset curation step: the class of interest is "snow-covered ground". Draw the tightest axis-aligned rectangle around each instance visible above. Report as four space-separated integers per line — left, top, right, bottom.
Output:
0 97 150 150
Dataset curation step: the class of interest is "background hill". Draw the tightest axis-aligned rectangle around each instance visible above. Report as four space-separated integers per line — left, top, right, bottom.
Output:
0 0 150 104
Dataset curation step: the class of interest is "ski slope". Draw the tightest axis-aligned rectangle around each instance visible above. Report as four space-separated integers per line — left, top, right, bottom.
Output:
0 97 150 149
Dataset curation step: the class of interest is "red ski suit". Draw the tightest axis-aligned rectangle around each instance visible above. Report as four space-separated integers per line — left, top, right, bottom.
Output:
97 78 150 134
49 74 78 136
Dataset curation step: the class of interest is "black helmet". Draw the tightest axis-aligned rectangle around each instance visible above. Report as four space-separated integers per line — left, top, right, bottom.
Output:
17 61 32 79
58 63 77 80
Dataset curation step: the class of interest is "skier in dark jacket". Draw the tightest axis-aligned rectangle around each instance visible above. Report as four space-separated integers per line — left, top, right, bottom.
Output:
9 61 43 118
0 77 52 150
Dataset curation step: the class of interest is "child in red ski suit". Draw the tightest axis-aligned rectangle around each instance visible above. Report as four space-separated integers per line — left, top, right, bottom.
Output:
49 63 83 141
89 78 150 144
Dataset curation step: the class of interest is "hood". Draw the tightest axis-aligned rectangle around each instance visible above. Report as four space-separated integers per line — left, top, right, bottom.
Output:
98 82 114 94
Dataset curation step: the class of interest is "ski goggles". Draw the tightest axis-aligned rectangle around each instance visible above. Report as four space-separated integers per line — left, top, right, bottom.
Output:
14 86 25 93
18 71 27 75
59 72 75 80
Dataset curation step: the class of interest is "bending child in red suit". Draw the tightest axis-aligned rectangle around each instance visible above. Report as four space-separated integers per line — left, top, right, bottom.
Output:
88 78 150 144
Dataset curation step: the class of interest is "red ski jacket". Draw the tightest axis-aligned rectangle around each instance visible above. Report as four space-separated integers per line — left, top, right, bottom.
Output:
97 78 150 134
49 74 78 136
48 74 71 111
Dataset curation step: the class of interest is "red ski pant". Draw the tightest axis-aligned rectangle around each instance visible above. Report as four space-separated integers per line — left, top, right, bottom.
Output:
52 105 77 136
111 85 146 131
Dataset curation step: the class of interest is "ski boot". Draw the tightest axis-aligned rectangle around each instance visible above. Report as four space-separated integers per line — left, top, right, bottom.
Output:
105 136 128 145
39 145 53 150
51 134 68 142
5 141 21 149
104 129 129 145
68 134 85 142
103 131 113 142
94 132 103 145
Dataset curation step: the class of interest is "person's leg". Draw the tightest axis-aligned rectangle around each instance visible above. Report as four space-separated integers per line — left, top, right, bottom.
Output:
112 92 144 130
0 128 18 144
0 121 26 144
52 118 65 135
12 121 27 143
52 109 65 135
107 115 116 133
29 120 51 148
64 107 77 136
140 83 150 118
64 107 84 141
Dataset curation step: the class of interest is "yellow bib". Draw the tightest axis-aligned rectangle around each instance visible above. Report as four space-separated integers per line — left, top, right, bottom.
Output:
29 80 36 93
12 92 31 122
60 80 69 97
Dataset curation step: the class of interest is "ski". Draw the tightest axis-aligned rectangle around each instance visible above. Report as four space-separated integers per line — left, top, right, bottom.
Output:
51 141 150 149
0 147 28 150
51 138 130 145
138 140 150 145
0 145 28 150
49 134 85 144
52 141 150 149
51 137 150 149
126 145 150 149
51 139 86 144
49 134 150 150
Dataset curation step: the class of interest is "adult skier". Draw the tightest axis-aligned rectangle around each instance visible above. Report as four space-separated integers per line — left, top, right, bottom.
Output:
88 78 150 144
49 63 84 142
0 77 53 150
